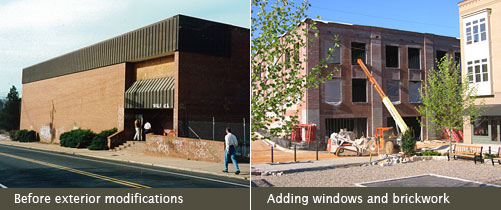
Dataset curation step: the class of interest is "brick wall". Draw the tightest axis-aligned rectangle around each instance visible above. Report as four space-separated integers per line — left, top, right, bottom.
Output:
145 134 224 162
20 63 126 143
135 55 175 80
176 27 250 141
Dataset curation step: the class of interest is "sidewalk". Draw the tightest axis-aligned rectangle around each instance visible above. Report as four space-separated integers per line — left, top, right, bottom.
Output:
0 134 249 180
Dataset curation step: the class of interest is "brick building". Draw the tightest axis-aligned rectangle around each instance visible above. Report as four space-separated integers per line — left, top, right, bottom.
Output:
459 0 501 145
20 15 250 158
290 20 460 142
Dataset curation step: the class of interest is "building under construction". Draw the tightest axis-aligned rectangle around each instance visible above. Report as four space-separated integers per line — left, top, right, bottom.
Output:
289 20 460 142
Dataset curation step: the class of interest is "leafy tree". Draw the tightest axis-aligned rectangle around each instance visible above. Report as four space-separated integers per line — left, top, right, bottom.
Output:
251 0 337 140
0 86 21 131
416 55 482 150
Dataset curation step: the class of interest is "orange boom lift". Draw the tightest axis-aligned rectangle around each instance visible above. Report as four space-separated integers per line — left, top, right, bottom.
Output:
357 59 409 154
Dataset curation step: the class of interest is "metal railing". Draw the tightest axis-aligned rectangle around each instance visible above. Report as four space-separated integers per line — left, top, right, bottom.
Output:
180 117 250 157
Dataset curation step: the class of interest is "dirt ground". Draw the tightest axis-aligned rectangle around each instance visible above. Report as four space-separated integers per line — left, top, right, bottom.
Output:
251 139 451 164
251 140 339 163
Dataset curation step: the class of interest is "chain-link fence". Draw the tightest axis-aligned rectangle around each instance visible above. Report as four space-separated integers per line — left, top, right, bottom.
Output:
178 117 250 157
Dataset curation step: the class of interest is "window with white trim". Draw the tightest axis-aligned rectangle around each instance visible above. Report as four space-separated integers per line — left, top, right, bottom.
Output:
467 59 488 83
465 18 487 45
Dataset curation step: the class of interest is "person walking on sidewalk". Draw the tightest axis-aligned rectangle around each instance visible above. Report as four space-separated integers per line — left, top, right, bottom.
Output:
133 118 141 141
223 127 240 174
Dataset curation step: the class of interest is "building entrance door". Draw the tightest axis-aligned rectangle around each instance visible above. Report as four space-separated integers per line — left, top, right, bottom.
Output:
492 119 499 142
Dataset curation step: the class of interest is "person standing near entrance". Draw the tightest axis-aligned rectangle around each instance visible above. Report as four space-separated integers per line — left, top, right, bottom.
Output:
144 121 152 134
143 121 152 141
223 127 240 174
133 118 141 141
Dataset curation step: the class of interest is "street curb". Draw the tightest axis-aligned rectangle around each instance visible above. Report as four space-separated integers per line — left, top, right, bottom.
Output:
0 140 249 181
252 155 451 176
253 160 376 176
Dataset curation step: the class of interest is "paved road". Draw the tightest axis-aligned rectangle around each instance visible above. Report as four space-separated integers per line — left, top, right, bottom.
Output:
0 144 248 188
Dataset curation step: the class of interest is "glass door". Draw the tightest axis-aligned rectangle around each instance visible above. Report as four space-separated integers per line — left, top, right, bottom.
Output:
492 118 499 142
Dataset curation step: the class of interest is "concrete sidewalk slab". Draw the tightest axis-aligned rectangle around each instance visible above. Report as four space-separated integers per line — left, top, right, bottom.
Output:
0 134 249 181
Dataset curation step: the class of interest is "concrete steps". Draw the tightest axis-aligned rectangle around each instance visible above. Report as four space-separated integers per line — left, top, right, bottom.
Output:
111 141 146 152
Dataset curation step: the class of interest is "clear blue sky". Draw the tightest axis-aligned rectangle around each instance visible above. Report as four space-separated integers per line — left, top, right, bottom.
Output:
0 0 249 98
308 0 460 37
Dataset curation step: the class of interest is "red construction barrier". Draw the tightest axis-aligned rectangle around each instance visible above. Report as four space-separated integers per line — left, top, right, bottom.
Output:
442 127 463 142
290 124 317 142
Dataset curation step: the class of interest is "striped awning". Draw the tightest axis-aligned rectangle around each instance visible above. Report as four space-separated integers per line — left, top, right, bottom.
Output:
125 77 175 109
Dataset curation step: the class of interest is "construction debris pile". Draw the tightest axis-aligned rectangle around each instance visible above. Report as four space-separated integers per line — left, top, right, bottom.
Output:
370 154 410 167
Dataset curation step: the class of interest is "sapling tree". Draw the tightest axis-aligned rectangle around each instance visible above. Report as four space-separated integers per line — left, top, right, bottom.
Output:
251 0 338 140
416 55 483 151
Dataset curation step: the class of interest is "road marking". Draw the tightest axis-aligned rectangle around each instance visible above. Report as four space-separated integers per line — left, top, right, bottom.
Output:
0 151 150 188
355 174 501 187
0 144 249 187
0 183 7 188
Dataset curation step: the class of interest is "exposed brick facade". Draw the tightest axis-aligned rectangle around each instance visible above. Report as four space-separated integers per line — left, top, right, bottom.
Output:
20 63 127 143
293 20 460 141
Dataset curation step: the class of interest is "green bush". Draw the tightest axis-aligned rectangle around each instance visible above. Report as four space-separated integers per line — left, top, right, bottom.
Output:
420 151 441 156
9 130 18 140
88 128 117 150
14 130 38 142
401 127 416 156
484 153 496 159
60 129 96 148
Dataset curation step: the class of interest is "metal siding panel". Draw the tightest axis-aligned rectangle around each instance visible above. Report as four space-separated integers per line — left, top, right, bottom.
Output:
111 38 114 64
108 39 112 64
22 16 202 83
174 16 178 51
106 40 109 64
167 20 171 51
164 20 168 52
148 26 152 56
142 28 146 58
171 18 176 52
125 34 130 60
171 17 174 52
115 37 119 64
161 21 165 53
82 48 87 70
151 25 155 55
154 25 158 54
132 32 137 60
115 36 123 63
